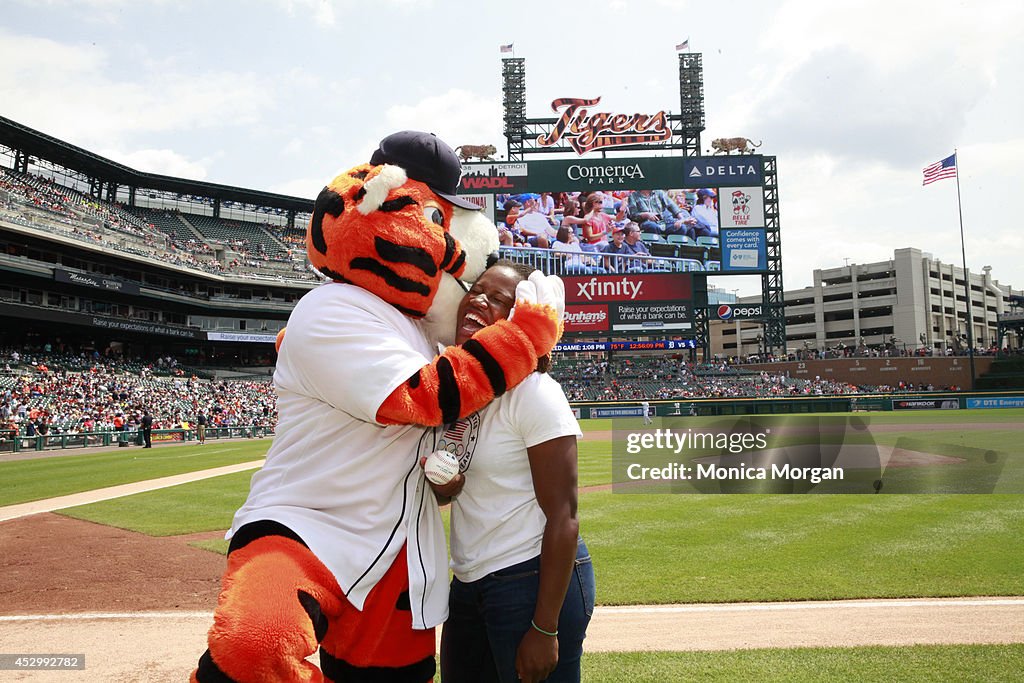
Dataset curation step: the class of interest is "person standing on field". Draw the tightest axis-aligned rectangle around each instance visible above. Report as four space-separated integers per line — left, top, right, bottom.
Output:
140 409 153 448
196 410 207 444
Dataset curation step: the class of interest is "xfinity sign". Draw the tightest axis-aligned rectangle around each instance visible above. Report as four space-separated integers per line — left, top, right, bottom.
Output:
563 273 693 304
711 303 765 320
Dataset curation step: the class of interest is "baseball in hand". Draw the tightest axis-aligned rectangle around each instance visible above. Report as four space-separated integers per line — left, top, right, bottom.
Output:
424 450 460 486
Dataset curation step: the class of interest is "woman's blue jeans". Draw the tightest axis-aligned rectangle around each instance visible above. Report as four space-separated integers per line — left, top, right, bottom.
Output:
440 539 595 683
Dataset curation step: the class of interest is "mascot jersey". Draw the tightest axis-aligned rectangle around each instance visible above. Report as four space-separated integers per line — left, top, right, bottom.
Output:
229 281 448 628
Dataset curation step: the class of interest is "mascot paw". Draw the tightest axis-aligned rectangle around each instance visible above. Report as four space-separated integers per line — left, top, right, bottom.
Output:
511 271 565 322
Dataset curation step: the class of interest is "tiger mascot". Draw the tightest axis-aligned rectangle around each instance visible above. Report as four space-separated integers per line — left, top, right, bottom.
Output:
191 131 563 683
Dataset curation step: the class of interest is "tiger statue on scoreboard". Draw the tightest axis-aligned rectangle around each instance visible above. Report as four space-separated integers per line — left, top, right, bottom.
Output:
454 144 497 162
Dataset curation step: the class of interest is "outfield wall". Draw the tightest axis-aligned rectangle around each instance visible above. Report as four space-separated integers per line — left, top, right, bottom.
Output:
571 390 1024 419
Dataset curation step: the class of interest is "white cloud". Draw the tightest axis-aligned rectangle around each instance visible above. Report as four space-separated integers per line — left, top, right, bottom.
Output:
0 30 269 149
270 176 324 199
99 148 211 180
274 0 338 26
383 89 505 158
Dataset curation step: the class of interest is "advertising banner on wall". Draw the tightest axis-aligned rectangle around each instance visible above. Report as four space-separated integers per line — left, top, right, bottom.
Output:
560 273 693 336
459 162 530 193
966 396 1024 409
720 228 767 272
562 273 693 303
719 186 765 228
892 398 961 411
0 302 203 339
525 157 685 191
708 303 765 321
592 406 646 418
683 156 763 188
206 332 278 343
54 268 141 295
463 156 766 194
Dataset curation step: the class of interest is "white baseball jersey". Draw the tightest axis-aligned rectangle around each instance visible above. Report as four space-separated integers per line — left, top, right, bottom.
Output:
444 372 582 582
228 282 448 628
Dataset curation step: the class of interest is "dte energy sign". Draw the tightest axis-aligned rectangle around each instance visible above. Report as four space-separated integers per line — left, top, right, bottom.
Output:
561 273 693 335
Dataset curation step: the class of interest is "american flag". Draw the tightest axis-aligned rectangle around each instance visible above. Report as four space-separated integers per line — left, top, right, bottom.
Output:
500 43 513 54
675 39 689 51
922 154 957 186
444 421 468 440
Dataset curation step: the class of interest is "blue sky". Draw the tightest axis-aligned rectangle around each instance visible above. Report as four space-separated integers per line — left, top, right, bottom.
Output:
2 0 1022 296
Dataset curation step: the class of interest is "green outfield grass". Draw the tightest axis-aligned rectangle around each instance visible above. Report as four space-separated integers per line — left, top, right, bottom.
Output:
60 472 1024 604
580 491 1024 604
5 409 1018 508
580 644 1024 682
0 440 269 507
60 469 255 536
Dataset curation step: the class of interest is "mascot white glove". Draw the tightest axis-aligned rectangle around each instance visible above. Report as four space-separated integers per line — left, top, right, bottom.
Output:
511 270 565 321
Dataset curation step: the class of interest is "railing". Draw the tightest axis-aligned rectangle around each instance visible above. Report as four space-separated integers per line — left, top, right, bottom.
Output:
0 425 275 454
497 245 711 274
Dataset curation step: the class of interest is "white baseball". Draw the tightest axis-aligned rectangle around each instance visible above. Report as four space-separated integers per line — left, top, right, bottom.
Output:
424 450 460 486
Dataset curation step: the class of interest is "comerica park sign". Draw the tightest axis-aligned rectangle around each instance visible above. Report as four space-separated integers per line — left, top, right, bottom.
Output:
537 97 671 155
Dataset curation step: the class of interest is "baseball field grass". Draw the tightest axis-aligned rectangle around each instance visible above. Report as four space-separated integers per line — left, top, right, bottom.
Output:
581 644 1024 682
0 439 271 507
59 476 1024 604
4 408 1022 506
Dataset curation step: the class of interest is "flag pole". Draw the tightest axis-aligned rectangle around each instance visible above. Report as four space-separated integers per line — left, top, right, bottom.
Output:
954 148 977 390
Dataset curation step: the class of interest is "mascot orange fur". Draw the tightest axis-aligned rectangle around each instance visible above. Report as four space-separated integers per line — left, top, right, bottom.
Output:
191 132 563 683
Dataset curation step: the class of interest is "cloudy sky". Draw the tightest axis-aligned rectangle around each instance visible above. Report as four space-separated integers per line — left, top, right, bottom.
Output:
2 0 1022 296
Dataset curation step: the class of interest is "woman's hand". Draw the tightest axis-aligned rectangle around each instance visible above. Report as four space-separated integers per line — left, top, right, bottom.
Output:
515 627 558 683
419 455 465 500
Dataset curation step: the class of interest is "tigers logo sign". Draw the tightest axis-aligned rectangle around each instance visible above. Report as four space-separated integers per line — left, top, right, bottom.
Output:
537 97 672 155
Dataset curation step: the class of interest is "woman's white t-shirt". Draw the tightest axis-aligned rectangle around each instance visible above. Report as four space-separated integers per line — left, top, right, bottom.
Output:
443 372 582 582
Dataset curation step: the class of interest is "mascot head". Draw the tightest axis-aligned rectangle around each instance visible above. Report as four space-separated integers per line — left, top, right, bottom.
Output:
305 131 498 345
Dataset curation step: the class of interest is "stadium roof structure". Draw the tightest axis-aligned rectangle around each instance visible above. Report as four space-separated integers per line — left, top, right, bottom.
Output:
0 115 314 213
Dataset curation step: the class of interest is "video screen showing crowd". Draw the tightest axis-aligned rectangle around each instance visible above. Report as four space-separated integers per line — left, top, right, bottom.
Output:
496 188 720 275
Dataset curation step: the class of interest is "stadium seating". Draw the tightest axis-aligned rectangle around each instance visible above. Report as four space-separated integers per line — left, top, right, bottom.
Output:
185 214 288 258
133 207 204 245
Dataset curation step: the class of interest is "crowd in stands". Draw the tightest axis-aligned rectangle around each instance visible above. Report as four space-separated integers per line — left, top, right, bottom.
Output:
0 336 988 448
0 168 319 283
732 340 1007 366
549 355 954 402
1 347 277 443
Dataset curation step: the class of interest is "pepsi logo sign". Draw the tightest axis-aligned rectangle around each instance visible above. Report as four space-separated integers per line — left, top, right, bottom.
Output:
714 304 763 320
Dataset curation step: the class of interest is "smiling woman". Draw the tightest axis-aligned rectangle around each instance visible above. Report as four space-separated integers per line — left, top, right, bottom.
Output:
431 260 594 683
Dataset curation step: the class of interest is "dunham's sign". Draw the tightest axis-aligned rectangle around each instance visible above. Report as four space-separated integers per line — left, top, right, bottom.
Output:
560 273 694 336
